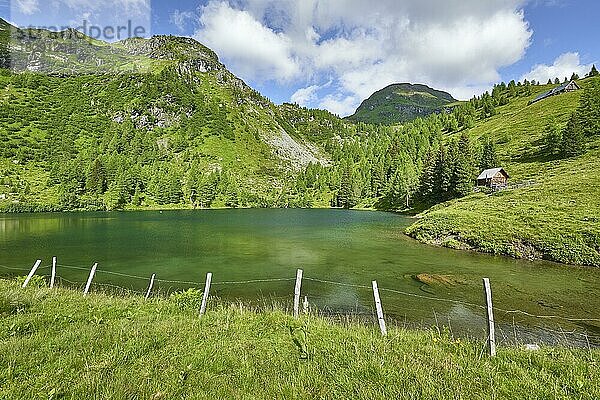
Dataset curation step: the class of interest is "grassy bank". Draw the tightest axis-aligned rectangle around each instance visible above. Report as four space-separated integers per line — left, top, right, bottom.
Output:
407 77 600 267
0 280 598 399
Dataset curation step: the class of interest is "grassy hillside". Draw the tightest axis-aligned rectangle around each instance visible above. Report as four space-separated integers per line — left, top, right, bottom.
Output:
0 20 438 212
407 77 600 266
1 279 598 399
0 20 345 211
347 83 455 125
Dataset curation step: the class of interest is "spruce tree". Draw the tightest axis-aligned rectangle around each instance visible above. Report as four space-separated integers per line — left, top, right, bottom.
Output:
480 138 499 170
337 163 355 209
453 133 475 197
417 150 436 204
575 81 600 137
433 145 454 202
589 64 599 77
453 154 475 197
542 120 562 157
86 158 107 195
561 113 586 157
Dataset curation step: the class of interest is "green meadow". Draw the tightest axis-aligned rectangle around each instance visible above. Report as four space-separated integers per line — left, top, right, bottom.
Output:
0 279 598 399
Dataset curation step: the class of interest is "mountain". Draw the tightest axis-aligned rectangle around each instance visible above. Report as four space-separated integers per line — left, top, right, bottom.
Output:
0 19 344 210
347 83 456 125
2 18 600 267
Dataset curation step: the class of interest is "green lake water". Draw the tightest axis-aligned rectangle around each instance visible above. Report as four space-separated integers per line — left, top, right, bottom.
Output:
1 209 599 346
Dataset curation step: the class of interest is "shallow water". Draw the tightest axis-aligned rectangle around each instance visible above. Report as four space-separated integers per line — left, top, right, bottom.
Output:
1 209 599 346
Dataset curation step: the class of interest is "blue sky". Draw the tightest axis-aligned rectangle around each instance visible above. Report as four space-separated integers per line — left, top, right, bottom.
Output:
3 0 598 116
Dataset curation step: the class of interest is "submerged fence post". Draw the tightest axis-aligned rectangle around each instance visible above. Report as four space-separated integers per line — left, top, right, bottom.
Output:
483 278 496 356
145 274 156 300
22 259 42 288
50 256 57 289
199 272 212 316
83 263 97 296
293 269 303 318
372 280 387 336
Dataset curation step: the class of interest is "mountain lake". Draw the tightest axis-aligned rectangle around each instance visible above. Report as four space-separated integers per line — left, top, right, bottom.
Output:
1 209 599 346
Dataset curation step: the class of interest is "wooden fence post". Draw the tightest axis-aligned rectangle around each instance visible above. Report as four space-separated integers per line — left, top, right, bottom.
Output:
145 273 156 300
50 256 57 289
293 269 303 318
199 272 212 316
302 296 309 315
83 263 97 296
483 278 496 356
22 259 42 288
372 280 387 336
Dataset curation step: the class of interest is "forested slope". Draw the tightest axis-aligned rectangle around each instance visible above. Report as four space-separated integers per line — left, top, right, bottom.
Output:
2 18 600 267
407 76 600 266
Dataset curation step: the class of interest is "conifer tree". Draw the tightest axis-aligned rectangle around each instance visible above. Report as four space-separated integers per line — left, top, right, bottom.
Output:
589 64 599 77
561 113 586 157
337 162 356 209
417 150 436 204
575 81 600 137
433 145 453 202
453 153 475 197
541 120 562 157
480 138 499 170
453 133 475 197
86 158 107 195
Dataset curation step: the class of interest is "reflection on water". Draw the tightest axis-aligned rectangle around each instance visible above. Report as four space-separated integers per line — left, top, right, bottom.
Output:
1 209 599 346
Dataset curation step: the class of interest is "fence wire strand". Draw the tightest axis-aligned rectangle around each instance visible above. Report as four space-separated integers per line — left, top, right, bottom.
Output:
3 262 600 326
304 276 372 290
378 286 487 310
493 307 600 323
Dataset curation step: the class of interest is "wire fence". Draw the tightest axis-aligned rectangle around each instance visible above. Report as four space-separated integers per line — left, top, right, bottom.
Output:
1 260 599 349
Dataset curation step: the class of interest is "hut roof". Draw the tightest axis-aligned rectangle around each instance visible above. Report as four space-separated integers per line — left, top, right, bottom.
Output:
477 167 509 180
531 81 580 103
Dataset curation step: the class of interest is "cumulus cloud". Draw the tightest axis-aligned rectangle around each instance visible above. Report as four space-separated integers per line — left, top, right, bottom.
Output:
520 52 592 83
10 0 540 115
291 85 320 106
291 81 332 107
196 2 300 82
193 0 533 115
319 93 364 117
15 0 39 15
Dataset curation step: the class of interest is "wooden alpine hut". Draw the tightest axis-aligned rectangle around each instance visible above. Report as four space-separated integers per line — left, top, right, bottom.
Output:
477 167 509 188
529 80 580 105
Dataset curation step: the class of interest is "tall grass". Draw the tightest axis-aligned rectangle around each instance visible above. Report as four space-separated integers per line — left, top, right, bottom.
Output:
0 279 598 399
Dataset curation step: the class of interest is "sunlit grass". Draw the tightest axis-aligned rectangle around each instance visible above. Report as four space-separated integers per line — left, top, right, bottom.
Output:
0 279 598 399
408 77 600 266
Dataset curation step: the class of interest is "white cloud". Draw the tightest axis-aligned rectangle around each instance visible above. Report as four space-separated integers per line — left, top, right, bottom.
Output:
195 2 300 82
319 94 361 117
291 81 332 106
193 1 533 115
15 0 39 15
11 0 152 40
520 52 592 83
170 9 196 32
291 85 320 106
